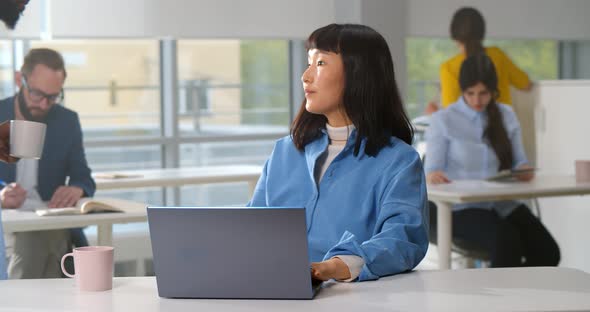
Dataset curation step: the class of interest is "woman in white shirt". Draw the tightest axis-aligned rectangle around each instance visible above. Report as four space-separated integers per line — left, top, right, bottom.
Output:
425 54 559 267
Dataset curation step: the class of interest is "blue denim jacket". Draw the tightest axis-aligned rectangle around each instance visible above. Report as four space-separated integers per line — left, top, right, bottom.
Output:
248 130 428 281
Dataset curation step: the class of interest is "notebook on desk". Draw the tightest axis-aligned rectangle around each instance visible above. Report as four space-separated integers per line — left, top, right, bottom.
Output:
486 167 537 182
147 206 322 299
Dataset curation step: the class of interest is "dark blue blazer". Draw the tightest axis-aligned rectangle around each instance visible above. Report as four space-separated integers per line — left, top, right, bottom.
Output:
0 96 95 200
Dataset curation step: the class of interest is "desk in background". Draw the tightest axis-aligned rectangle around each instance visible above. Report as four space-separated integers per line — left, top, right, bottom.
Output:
428 175 590 269
1 209 146 246
94 165 262 194
0 267 588 311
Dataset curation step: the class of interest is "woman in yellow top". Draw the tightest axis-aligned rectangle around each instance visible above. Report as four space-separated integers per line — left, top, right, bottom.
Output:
440 7 532 108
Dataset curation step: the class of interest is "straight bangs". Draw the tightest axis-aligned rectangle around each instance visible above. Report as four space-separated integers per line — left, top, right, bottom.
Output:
306 24 341 54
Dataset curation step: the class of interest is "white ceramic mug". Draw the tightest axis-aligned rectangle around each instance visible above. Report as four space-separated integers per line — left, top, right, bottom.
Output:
9 120 46 159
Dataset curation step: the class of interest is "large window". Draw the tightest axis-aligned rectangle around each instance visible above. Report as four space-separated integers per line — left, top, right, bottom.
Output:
559 41 590 79
405 37 559 118
177 40 289 137
30 40 161 139
0 41 14 99
176 40 289 205
176 39 289 176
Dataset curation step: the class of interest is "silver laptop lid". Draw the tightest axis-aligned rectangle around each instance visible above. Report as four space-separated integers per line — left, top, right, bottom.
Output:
147 207 315 299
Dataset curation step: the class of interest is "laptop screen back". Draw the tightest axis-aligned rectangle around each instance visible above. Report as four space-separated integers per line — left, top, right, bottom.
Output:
147 207 314 299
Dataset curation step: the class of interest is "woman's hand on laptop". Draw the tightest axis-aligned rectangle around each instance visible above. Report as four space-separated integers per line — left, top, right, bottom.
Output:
311 258 351 281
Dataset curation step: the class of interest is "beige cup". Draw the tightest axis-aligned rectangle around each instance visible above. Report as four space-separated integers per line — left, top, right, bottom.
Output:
575 160 590 183
9 120 46 159
61 246 114 291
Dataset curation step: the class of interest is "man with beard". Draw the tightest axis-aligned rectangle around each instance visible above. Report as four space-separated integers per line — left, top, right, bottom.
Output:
0 48 95 278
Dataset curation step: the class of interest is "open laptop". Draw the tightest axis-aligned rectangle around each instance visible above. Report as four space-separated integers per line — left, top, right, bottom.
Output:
147 206 322 299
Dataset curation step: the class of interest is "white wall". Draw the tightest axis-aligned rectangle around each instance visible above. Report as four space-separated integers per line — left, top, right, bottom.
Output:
8 0 590 39
50 0 335 39
2 0 336 39
50 0 154 39
407 0 590 39
7 1 590 40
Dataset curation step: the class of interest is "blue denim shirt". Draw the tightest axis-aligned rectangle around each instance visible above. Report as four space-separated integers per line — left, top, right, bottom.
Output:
248 129 428 281
425 97 529 215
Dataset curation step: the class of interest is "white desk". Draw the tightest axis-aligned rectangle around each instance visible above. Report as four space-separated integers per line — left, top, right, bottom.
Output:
1 209 146 246
428 175 590 269
0 267 588 311
94 165 262 194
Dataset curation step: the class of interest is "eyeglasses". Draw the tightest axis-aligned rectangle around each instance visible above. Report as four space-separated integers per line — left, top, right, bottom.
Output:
21 76 64 104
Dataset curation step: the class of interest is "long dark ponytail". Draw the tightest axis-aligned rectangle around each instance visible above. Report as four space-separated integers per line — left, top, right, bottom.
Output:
451 7 486 56
460 54 513 171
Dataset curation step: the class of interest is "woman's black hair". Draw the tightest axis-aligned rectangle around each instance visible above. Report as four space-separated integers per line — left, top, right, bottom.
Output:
460 54 513 170
291 23 413 156
451 7 486 56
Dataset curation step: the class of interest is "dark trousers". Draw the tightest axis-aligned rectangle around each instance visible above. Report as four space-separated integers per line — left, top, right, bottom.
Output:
429 201 560 267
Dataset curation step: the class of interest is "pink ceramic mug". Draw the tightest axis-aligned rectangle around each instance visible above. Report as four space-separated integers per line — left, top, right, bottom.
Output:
575 160 590 183
61 246 114 291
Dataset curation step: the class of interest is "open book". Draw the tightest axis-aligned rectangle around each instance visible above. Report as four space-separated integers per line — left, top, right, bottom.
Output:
35 197 147 216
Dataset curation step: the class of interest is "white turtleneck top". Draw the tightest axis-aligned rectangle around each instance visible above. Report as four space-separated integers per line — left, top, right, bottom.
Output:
314 123 364 282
